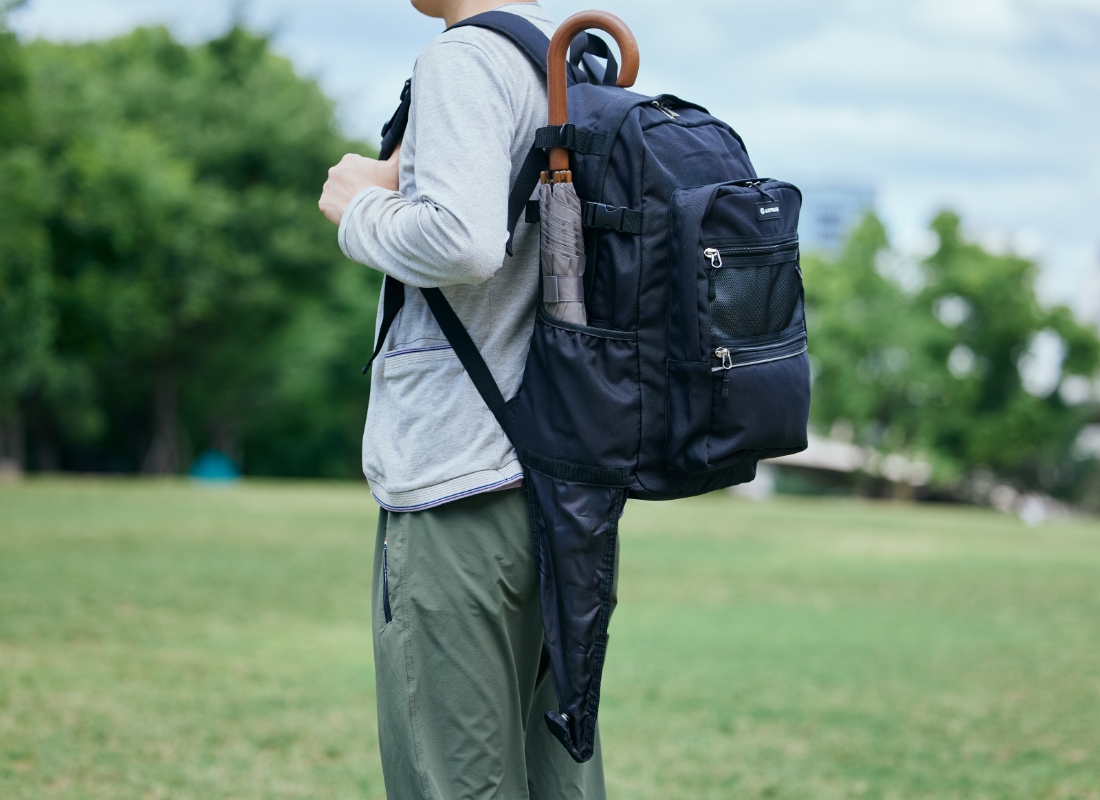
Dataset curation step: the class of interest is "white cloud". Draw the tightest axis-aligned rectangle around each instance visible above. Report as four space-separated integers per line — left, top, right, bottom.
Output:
909 0 1030 44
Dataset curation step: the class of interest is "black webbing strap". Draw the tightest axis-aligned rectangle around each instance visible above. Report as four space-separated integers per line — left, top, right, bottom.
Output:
526 200 541 223
524 200 642 235
505 145 548 256
366 12 556 371
362 275 406 374
504 124 607 254
569 32 619 86
449 11 550 77
361 76 412 375
533 124 607 154
420 287 514 439
363 286 517 439
378 79 411 161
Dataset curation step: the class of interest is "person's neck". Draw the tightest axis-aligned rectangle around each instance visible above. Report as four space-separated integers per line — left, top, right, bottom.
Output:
445 0 536 28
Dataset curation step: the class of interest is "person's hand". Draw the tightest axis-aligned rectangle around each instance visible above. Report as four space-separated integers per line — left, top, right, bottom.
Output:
319 145 401 225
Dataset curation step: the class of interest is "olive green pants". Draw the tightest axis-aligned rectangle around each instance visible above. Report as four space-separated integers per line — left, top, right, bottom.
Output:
371 489 607 800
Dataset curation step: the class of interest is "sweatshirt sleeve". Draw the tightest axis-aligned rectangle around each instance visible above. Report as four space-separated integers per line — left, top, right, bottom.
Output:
338 40 516 288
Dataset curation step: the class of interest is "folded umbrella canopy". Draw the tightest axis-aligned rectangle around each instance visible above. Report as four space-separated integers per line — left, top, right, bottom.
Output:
539 180 587 325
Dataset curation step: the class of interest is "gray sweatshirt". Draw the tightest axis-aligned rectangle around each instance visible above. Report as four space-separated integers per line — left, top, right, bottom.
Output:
338 4 555 511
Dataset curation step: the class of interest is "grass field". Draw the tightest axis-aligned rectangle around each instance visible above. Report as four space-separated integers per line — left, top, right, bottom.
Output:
2 479 1100 799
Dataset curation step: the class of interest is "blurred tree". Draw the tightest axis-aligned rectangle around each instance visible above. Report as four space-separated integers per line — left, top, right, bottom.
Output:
0 6 55 471
18 25 381 476
804 212 1100 496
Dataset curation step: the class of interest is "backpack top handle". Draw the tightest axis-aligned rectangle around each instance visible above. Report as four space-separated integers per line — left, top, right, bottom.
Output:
547 11 639 174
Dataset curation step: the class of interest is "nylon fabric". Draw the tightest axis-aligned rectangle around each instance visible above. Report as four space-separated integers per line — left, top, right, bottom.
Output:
539 181 588 325
524 471 625 763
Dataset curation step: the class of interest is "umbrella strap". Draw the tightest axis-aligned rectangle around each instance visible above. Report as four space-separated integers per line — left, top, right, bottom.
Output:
507 125 610 255
569 32 619 86
523 200 642 235
533 124 607 154
543 276 585 304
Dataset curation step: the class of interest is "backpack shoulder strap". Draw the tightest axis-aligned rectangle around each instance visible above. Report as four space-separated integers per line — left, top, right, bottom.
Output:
452 11 620 254
363 13 555 377
452 11 619 85
448 10 552 74
376 12 553 162
365 12 609 413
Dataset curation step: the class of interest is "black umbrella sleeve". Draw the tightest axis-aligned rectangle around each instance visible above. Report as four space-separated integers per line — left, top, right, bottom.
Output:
525 468 627 763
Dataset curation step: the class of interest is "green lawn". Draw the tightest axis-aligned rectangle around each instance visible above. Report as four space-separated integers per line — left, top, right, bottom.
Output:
2 480 1099 799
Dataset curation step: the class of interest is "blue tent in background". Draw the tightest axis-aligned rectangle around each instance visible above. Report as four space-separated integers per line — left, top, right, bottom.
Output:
189 450 240 484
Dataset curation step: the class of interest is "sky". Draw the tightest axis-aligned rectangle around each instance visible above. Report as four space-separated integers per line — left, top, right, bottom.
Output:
10 0 1100 319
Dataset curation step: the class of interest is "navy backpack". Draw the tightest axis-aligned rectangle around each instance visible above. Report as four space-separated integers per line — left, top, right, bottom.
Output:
367 10 810 763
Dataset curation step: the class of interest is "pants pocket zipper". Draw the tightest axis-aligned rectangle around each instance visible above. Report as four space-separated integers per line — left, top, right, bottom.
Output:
382 537 393 624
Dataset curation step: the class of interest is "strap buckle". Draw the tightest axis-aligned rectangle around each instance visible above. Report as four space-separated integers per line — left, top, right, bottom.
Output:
583 202 626 231
557 123 576 150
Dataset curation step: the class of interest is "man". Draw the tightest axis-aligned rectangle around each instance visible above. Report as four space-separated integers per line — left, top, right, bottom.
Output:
318 2 608 798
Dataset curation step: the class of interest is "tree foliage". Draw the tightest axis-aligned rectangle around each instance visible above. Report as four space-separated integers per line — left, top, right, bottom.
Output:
3 22 381 476
0 11 54 464
4 15 1098 491
804 212 1100 496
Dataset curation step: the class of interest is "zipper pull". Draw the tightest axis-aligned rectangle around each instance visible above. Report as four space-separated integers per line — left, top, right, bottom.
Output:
703 247 722 268
714 347 733 400
714 346 733 369
651 100 680 120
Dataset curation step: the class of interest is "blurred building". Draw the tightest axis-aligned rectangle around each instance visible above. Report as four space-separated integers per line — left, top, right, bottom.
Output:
797 183 876 253
1084 246 1100 331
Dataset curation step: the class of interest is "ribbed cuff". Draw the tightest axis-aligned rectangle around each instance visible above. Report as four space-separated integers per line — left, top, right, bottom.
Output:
337 186 386 260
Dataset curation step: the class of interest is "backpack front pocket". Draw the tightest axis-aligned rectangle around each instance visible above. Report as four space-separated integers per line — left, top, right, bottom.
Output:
705 330 810 469
665 331 809 473
664 180 810 473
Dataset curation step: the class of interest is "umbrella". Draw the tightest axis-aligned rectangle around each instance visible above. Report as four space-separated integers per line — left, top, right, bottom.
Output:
532 10 640 763
539 180 587 324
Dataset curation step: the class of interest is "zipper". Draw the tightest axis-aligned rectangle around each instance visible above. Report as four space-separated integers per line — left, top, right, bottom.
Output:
382 538 392 624
721 329 805 355
722 179 779 203
713 347 733 399
704 248 722 301
712 332 807 401
704 239 799 301
651 99 680 120
594 94 709 204
703 238 799 259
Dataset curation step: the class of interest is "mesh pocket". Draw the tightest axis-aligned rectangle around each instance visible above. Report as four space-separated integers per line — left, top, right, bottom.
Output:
711 261 801 340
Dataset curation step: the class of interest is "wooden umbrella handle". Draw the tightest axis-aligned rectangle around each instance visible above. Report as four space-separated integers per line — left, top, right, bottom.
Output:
547 11 640 175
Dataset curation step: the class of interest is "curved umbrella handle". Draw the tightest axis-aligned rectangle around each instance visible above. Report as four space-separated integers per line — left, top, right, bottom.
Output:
547 11 640 175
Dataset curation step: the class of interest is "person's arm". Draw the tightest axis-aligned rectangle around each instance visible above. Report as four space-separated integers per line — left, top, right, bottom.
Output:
319 148 400 223
327 40 516 288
